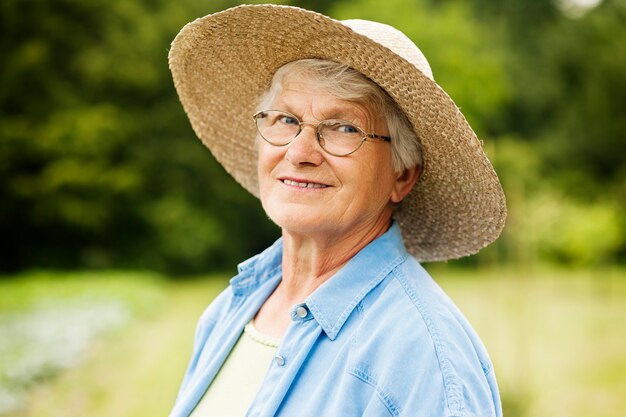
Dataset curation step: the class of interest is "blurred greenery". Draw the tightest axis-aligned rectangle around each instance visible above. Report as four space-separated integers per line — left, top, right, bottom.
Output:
1 0 624 273
0 270 169 414
0 271 227 416
1 268 624 417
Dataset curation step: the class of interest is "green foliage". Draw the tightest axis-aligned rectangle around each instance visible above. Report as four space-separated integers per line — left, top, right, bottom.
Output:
0 0 278 274
485 137 625 267
539 1 626 182
527 193 623 265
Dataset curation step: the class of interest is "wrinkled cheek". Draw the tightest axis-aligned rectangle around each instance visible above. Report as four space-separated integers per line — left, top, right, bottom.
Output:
258 191 280 227
257 176 274 213
257 154 275 196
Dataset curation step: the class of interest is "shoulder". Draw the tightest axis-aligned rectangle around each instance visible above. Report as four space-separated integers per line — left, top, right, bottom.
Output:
197 238 284 331
194 284 234 338
350 257 500 417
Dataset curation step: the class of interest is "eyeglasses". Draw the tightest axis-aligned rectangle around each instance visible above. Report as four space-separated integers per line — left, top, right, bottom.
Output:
253 110 391 157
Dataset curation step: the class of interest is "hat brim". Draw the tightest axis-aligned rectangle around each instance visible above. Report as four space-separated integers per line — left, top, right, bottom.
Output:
168 4 506 261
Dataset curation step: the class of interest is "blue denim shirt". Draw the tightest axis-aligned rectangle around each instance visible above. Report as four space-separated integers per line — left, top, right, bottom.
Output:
169 223 502 417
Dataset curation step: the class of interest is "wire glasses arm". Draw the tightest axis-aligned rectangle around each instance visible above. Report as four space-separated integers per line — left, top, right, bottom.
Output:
366 133 392 142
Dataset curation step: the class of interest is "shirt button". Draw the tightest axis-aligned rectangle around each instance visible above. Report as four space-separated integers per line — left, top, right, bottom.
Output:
274 355 286 366
295 306 308 318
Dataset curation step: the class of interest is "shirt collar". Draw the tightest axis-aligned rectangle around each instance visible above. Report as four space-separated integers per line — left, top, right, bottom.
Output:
230 222 409 339
231 237 283 297
305 222 408 340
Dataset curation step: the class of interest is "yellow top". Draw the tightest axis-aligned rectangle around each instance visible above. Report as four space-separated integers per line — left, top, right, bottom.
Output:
189 321 279 417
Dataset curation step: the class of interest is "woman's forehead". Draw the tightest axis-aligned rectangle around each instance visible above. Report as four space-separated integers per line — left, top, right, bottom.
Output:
273 79 374 123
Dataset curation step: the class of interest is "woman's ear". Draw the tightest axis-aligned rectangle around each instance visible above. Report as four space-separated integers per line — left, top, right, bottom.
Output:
390 165 421 203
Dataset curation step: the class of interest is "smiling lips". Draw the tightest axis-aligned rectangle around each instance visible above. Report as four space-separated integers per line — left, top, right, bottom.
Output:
282 178 328 189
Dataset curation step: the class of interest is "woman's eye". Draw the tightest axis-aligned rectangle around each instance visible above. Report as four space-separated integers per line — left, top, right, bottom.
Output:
337 124 359 134
279 116 299 125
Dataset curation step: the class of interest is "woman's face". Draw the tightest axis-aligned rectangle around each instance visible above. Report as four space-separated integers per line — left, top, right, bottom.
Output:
257 77 410 241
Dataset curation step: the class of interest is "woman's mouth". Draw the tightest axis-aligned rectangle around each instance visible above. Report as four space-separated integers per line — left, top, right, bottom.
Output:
282 179 328 189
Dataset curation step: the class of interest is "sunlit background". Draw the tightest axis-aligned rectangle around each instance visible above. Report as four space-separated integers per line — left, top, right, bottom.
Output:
1 0 624 416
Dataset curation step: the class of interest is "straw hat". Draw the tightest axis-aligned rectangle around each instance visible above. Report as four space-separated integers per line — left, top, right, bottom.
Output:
168 4 506 261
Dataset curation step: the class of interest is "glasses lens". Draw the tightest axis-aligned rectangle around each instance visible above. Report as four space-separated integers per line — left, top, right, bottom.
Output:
255 110 300 146
318 120 365 156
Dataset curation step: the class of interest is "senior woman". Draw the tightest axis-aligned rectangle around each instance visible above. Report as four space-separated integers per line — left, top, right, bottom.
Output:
168 4 506 417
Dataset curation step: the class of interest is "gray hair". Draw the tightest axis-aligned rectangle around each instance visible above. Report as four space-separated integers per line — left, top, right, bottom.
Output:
256 59 422 173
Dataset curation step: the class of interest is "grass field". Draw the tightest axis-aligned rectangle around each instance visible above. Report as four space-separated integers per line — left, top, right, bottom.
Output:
1 267 624 417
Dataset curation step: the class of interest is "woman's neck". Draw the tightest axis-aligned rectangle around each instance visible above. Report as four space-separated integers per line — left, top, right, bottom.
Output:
253 213 392 339
279 215 391 304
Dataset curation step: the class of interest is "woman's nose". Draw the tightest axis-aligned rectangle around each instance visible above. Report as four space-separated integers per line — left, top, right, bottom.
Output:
285 125 324 166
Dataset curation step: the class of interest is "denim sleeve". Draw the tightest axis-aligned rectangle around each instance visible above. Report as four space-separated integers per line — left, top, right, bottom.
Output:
174 286 233 398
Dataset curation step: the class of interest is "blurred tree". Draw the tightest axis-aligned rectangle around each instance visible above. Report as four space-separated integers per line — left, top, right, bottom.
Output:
460 0 626 187
464 0 560 36
539 1 626 181
481 0 626 264
0 0 279 274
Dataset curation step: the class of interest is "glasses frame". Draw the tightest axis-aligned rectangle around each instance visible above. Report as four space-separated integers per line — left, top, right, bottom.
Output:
253 109 391 157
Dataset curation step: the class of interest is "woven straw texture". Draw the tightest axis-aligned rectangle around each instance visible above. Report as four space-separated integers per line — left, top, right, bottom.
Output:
168 4 507 261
